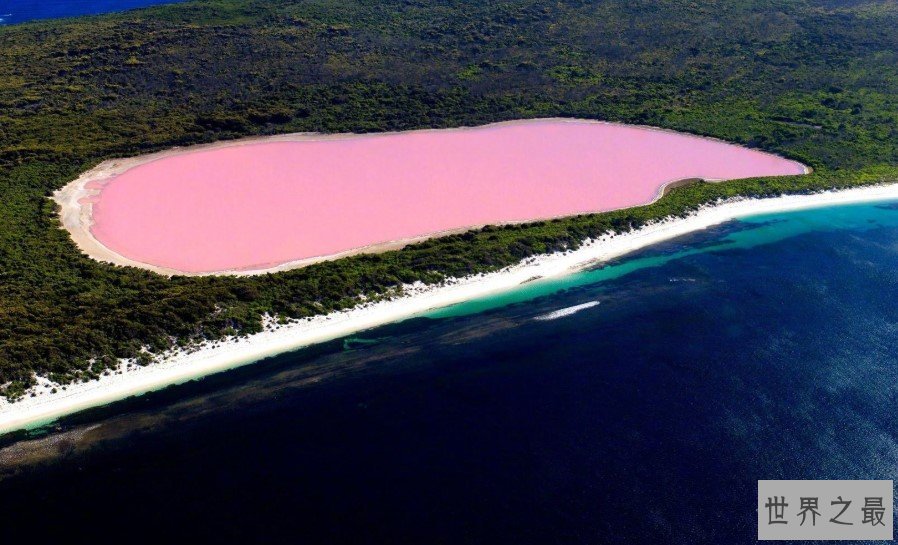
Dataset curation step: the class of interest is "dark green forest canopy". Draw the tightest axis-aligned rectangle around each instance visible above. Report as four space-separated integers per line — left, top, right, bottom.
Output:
0 0 896 397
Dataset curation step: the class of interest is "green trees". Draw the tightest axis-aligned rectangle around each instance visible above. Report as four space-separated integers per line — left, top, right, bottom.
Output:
0 0 896 397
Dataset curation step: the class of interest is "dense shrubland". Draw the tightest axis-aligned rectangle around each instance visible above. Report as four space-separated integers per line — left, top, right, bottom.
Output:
0 0 897 397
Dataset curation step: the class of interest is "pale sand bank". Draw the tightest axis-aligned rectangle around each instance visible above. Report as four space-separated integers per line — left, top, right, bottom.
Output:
53 118 807 276
3 183 897 434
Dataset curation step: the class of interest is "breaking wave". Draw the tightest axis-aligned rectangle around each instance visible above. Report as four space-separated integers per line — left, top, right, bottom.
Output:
534 301 600 321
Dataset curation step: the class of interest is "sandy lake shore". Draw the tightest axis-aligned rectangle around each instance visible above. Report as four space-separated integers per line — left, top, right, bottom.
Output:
2 182 897 434
52 118 808 276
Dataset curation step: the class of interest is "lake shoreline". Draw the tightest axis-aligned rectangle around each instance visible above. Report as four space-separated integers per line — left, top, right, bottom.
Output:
53 117 808 276
3 182 897 435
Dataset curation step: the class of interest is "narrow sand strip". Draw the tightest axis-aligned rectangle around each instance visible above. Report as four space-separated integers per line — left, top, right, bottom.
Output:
3 183 897 434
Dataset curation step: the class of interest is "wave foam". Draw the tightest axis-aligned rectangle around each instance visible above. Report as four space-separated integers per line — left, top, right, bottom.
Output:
534 301 600 321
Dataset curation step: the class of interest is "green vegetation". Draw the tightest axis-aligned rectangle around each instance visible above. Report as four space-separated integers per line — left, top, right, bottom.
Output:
0 0 897 398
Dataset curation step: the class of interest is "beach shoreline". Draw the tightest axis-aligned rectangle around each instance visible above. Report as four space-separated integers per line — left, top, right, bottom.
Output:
52 117 809 277
4 182 897 434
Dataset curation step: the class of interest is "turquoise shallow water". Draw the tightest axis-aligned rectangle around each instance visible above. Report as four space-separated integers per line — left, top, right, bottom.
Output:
430 200 898 319
1 199 898 544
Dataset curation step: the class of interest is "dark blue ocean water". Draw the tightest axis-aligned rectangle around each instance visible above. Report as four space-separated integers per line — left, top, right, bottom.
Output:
0 0 183 25
1 201 897 543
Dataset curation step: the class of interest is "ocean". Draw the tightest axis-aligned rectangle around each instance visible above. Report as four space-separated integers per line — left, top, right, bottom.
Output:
0 0 183 25
1 200 897 543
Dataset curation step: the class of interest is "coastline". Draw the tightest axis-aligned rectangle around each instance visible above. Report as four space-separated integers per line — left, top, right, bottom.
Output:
3 182 897 434
52 117 809 277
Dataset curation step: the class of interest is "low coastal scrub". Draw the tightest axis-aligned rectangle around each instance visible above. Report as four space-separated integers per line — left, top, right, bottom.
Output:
0 0 897 397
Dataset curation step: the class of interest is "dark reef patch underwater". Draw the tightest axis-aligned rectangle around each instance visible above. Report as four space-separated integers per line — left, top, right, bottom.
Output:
1 201 897 544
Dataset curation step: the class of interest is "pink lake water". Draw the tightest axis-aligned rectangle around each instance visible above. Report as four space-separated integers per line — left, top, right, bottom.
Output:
90 120 807 273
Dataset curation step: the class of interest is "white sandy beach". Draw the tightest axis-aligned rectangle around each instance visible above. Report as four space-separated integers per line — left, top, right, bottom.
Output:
3 183 898 434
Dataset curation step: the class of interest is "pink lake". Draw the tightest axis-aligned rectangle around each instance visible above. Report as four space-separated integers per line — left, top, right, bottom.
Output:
89 119 807 273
